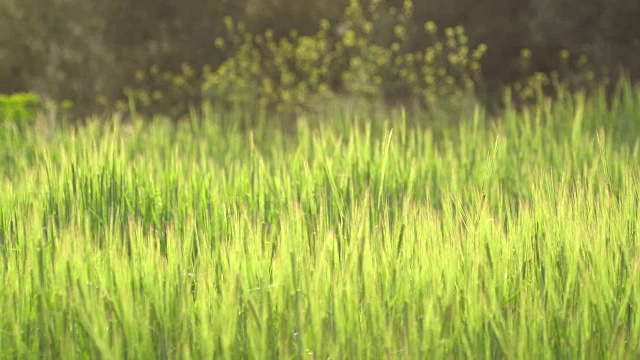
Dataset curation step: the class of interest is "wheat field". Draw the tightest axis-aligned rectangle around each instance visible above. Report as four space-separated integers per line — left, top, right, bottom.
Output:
1 84 640 359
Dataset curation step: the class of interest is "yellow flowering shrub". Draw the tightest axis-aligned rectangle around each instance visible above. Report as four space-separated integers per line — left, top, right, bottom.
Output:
121 0 600 119
202 0 487 116
511 47 604 107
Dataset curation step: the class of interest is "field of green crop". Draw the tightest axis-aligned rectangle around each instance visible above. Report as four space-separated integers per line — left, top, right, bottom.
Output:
1 83 640 359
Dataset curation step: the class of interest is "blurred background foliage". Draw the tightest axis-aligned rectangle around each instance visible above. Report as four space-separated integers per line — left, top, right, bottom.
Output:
0 0 638 120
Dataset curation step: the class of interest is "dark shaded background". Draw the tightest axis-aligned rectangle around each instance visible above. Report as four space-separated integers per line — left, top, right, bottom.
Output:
1 0 638 115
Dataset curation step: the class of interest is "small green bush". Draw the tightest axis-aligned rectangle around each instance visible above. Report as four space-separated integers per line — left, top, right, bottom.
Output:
0 92 41 127
0 92 41 179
